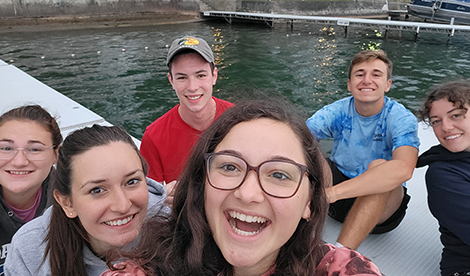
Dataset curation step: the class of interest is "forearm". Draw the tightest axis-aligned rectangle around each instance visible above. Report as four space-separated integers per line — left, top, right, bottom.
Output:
328 159 414 203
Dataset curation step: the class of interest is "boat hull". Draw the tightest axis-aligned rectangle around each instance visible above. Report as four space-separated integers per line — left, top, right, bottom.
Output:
408 0 470 24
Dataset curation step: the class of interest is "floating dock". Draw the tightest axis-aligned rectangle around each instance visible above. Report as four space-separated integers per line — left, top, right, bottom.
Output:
202 11 470 39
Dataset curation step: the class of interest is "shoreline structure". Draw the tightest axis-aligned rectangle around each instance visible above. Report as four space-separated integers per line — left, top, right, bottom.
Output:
0 0 407 33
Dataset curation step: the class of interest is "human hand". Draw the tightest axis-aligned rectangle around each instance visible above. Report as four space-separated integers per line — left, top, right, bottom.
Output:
164 180 177 207
326 186 337 204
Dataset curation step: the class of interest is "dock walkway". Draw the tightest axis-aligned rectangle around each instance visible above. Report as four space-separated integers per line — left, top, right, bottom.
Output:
1 60 442 275
202 11 470 38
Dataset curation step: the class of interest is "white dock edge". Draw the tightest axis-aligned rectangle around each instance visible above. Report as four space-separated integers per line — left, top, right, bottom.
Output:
1 59 443 275
0 60 140 147
323 121 442 276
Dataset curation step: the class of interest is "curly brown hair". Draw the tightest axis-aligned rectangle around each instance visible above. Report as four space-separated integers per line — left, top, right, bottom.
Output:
420 80 470 125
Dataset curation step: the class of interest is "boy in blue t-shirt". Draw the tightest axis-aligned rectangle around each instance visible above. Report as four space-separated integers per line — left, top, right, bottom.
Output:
306 50 420 250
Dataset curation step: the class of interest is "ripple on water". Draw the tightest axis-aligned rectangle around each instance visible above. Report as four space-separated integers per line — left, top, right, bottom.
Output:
1 21 469 139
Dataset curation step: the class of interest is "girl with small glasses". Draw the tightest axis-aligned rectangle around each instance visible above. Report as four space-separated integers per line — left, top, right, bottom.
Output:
0 105 61 271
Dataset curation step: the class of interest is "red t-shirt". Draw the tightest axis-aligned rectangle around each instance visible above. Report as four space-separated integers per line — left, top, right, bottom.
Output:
140 97 234 183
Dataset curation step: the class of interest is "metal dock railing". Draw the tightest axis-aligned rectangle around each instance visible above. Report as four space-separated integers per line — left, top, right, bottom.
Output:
201 11 470 39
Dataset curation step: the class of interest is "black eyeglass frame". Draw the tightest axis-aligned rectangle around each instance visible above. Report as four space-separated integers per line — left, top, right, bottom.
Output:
204 152 310 199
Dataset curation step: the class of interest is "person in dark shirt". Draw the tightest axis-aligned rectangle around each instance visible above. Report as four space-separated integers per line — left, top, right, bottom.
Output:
417 80 470 276
0 105 62 274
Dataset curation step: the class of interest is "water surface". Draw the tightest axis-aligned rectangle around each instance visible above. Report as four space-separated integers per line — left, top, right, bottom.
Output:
1 21 469 139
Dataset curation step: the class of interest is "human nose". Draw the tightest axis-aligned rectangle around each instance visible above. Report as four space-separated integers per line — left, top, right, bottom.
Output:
110 188 132 213
187 77 199 92
10 149 30 166
441 117 454 132
362 73 372 84
233 170 265 203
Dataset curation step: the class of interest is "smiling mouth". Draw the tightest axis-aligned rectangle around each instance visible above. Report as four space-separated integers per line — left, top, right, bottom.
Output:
228 210 269 236
104 214 135 226
360 88 374 92
8 171 31 175
186 95 202 100
445 134 462 140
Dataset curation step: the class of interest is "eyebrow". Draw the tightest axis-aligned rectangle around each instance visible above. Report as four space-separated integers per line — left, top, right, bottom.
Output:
174 69 209 76
353 68 384 74
429 107 464 119
214 150 300 164
0 139 47 145
447 107 464 114
79 169 143 190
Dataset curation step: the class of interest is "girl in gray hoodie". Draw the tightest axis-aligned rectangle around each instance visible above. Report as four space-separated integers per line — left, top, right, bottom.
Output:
5 124 169 276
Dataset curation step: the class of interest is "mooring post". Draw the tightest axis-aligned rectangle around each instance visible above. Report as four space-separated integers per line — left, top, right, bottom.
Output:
414 26 420 41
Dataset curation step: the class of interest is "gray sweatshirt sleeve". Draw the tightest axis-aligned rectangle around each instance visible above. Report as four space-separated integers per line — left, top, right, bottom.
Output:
4 207 52 276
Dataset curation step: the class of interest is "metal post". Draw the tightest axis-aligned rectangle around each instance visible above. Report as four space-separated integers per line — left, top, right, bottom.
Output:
414 26 420 41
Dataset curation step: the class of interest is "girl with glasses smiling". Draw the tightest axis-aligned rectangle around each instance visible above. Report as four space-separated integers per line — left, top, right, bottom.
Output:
102 99 381 276
0 105 62 272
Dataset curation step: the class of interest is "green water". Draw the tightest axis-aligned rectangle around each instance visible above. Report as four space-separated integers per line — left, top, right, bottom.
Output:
1 20 469 139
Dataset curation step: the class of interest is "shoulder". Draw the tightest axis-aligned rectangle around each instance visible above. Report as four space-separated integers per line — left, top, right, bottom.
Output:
5 208 52 274
385 98 416 119
327 97 353 111
213 97 234 112
11 207 51 244
146 178 170 218
144 105 180 133
309 97 353 120
83 245 109 275
316 244 382 276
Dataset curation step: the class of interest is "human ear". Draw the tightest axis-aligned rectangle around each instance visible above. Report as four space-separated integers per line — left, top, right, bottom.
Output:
167 72 175 88
52 146 60 164
53 189 77 218
384 79 392 93
212 67 218 86
302 202 312 221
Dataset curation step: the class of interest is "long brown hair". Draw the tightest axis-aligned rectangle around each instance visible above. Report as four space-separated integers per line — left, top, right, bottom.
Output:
44 124 148 276
109 99 328 276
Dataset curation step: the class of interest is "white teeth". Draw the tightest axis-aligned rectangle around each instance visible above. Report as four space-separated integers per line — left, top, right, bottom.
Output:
361 89 373 92
446 134 462 140
228 210 267 224
9 171 30 175
187 95 202 100
104 214 134 226
227 211 268 236
230 220 261 236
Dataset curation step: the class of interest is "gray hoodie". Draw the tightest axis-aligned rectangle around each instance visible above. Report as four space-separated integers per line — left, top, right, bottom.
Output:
4 177 169 276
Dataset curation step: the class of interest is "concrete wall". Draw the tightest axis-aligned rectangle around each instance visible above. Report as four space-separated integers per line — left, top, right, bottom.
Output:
0 0 396 19
202 0 236 11
239 0 388 16
0 0 199 17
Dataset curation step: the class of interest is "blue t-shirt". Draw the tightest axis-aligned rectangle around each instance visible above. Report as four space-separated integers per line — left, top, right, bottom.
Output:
306 96 420 179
